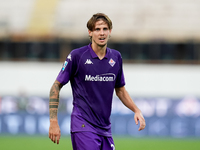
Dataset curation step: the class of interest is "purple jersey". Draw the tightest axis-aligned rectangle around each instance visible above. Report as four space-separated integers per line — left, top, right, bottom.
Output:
57 44 125 136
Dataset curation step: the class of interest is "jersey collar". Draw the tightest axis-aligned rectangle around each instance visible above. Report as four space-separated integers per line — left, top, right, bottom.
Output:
88 43 109 59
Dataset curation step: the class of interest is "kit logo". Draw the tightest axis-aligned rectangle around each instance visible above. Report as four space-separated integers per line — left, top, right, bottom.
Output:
109 58 115 67
67 54 72 61
111 144 115 150
85 59 93 64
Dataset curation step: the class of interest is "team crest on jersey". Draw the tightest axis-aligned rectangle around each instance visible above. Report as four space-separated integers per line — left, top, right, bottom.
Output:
62 61 68 71
109 58 115 67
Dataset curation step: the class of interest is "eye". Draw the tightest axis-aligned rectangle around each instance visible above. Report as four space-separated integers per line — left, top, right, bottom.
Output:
95 28 100 31
103 28 108 31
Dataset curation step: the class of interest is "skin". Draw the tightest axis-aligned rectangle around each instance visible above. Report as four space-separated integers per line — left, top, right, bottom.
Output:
49 80 62 144
88 20 111 60
115 86 146 131
48 19 146 145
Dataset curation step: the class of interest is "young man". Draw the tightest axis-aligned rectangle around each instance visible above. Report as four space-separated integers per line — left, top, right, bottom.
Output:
49 13 146 150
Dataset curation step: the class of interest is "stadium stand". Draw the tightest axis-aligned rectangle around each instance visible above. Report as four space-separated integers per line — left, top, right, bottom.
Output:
0 0 199 41
54 0 200 42
27 0 59 37
0 0 34 37
0 0 200 63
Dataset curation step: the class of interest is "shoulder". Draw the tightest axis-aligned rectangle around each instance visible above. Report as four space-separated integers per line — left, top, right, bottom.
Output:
69 45 89 61
71 45 89 56
107 47 122 59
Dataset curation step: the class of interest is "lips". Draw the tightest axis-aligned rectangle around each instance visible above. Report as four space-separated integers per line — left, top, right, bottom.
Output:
99 38 105 41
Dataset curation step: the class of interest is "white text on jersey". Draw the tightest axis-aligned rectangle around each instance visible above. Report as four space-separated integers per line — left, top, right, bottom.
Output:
85 73 116 82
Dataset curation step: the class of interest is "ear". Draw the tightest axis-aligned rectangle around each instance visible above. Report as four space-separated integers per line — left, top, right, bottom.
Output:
88 30 92 37
109 29 112 35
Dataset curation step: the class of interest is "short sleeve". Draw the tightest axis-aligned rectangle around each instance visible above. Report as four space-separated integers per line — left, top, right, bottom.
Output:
115 53 125 88
56 52 77 85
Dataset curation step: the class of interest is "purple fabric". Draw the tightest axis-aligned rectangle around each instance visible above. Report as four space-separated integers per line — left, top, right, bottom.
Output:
71 105 112 137
71 132 115 150
56 44 125 136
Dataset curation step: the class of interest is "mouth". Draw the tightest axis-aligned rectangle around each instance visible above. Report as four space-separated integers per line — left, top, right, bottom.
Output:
99 38 105 42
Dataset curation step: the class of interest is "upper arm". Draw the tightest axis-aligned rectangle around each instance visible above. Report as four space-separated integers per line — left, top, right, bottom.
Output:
56 51 78 85
55 80 63 89
50 80 63 98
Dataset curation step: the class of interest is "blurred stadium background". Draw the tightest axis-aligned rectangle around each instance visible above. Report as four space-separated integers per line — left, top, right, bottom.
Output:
0 0 200 149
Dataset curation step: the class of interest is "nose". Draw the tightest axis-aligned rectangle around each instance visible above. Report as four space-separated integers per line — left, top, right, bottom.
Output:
100 29 104 35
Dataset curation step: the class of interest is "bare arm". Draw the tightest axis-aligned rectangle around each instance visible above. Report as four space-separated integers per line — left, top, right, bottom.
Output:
49 80 63 120
49 80 63 144
115 86 146 131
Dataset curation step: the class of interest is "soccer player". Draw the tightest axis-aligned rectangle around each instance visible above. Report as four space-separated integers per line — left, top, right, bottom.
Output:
49 13 146 150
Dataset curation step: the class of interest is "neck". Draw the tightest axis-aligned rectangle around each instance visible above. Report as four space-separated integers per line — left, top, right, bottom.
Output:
91 43 107 60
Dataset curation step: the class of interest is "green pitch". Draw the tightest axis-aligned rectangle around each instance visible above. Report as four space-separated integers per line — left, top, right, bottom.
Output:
0 136 200 150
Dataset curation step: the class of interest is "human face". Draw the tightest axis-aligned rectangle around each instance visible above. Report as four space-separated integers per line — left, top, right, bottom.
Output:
88 20 112 48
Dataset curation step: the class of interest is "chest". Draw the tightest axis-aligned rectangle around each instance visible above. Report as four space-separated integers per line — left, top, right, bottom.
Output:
78 57 119 76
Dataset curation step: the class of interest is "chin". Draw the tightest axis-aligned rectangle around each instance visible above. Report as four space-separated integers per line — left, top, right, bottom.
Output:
98 40 108 46
98 43 107 47
93 39 108 47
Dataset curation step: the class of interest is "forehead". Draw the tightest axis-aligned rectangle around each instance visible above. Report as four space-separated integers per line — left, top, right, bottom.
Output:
94 20 109 28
